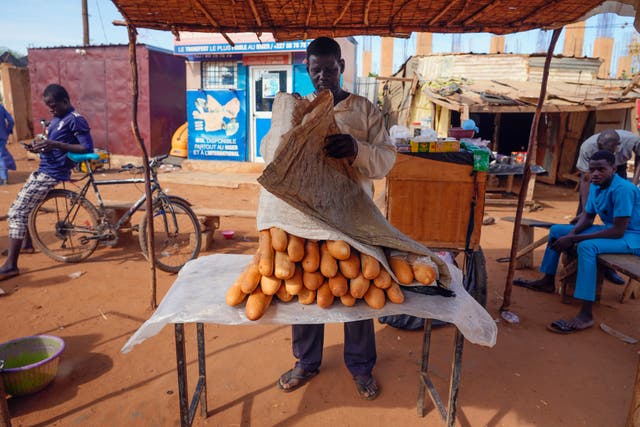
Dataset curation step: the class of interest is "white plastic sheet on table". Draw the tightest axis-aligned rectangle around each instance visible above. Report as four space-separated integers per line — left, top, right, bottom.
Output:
121 254 497 353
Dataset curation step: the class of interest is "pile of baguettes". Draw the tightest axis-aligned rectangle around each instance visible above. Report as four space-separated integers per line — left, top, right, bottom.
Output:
226 227 438 320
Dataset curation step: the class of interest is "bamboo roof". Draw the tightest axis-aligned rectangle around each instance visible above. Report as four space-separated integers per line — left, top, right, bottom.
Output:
424 79 640 113
111 0 638 42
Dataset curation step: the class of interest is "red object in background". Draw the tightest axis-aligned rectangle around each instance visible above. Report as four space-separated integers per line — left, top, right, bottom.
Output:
636 99 640 129
28 45 186 157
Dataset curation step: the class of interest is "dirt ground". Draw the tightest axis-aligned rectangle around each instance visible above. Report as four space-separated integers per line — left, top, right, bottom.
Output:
2 143 639 427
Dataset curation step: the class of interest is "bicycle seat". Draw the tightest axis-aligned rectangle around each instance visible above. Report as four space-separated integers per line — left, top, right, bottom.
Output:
67 152 100 162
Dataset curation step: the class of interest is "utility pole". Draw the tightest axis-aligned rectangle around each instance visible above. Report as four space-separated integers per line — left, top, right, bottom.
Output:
82 0 89 46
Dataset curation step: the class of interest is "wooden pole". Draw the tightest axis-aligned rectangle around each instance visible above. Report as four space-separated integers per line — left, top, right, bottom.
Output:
500 28 561 312
127 26 158 309
81 0 89 46
0 378 10 427
627 351 640 427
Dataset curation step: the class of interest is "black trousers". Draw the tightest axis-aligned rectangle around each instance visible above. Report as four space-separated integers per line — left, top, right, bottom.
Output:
292 319 377 377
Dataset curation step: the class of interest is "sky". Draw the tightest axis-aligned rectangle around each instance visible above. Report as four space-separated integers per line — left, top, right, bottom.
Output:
1 1 639 77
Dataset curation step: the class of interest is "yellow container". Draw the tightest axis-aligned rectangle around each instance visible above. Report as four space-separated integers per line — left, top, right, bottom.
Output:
80 149 110 172
410 139 460 153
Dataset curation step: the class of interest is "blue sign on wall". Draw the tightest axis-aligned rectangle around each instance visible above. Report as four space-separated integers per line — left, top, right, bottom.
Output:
187 90 247 161
176 41 311 55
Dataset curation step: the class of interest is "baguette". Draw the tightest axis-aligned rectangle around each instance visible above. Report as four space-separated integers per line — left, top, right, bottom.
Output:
270 227 288 252
340 294 357 307
389 256 414 285
245 288 273 320
225 282 247 306
284 265 304 295
316 281 335 308
297 287 316 305
328 271 348 297
276 282 294 302
274 250 296 280
301 240 320 272
360 253 380 280
339 252 360 279
239 262 262 294
386 282 405 304
350 273 370 299
302 270 324 291
287 234 305 262
258 230 274 277
373 268 392 289
319 242 338 278
260 274 282 295
364 285 386 309
412 263 437 285
326 240 351 260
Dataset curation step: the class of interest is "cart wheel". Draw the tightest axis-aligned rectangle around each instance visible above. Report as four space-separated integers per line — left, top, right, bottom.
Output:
464 248 488 307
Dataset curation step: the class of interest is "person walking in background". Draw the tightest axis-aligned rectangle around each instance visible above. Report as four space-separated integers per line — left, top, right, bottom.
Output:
0 102 16 185
0 84 93 281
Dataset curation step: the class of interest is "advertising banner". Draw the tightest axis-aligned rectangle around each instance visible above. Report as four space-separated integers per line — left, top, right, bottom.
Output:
187 89 247 161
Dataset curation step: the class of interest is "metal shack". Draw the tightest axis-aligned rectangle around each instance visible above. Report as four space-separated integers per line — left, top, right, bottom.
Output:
28 44 185 157
174 33 357 163
383 53 640 185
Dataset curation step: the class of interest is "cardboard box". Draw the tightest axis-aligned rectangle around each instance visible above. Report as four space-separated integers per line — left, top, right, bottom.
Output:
410 139 460 153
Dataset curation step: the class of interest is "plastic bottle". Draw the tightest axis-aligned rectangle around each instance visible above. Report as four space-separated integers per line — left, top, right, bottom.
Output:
421 117 433 131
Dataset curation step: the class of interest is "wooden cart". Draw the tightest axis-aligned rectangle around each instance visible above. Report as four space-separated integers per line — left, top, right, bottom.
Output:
385 152 488 304
384 152 488 426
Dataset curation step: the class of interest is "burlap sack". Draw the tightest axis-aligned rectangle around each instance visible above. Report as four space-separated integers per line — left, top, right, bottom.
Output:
258 91 451 288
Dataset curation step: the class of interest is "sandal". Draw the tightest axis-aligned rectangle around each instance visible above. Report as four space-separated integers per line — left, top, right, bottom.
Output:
513 278 555 294
547 319 594 335
277 367 319 393
354 375 379 400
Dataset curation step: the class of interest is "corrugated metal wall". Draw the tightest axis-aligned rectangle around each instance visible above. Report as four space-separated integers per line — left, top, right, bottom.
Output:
28 45 185 157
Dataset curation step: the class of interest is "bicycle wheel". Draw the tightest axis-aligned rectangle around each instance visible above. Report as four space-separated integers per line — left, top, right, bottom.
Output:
28 189 100 263
139 197 201 273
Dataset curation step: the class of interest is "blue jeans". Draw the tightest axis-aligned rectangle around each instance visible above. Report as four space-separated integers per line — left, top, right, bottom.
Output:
540 224 640 301
0 138 16 180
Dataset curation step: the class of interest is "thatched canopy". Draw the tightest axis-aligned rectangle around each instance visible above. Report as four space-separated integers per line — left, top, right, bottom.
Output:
111 0 638 42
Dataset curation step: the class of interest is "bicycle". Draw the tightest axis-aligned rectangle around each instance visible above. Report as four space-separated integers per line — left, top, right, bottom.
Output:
27 152 202 273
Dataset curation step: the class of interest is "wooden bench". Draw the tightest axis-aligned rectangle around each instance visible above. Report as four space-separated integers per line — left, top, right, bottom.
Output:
102 200 256 250
560 253 640 304
501 216 556 269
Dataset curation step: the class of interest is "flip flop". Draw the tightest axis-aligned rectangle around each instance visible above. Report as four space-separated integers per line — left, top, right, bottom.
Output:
354 375 379 400
547 319 594 334
0 269 19 282
277 367 319 393
513 278 555 294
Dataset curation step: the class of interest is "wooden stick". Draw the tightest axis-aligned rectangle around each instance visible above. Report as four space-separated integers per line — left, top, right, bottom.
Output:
189 0 235 46
501 28 562 312
333 0 352 27
626 351 640 427
128 26 158 310
247 0 263 27
363 0 374 26
428 0 458 25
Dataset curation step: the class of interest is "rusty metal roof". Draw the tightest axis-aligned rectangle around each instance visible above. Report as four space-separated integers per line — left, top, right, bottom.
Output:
110 0 638 42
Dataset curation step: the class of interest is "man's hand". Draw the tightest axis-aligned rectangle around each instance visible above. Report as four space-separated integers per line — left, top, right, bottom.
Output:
325 134 358 162
549 235 574 252
30 138 58 153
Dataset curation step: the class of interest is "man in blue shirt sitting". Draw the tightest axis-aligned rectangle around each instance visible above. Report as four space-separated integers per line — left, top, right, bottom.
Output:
514 150 640 333
0 84 93 281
